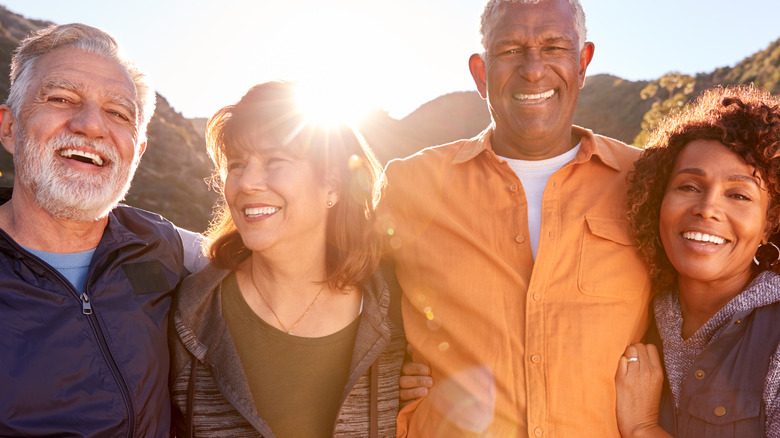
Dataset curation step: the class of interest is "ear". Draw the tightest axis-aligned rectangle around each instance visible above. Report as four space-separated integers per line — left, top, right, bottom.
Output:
577 42 595 88
324 171 341 206
131 140 147 167
762 205 780 243
0 105 18 155
469 53 488 99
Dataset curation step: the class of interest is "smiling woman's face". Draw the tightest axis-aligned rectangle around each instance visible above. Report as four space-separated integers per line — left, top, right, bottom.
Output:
659 139 771 293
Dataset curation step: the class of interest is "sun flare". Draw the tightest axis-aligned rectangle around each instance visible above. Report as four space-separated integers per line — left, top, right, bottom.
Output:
294 82 372 128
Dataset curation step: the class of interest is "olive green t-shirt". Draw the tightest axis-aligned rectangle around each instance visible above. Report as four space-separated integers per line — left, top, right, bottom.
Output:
221 273 360 437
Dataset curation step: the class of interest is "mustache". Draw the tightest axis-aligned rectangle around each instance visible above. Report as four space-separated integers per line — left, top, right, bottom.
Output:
46 133 121 165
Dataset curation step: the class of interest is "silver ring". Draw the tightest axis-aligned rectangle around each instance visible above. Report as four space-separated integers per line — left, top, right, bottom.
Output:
627 357 639 362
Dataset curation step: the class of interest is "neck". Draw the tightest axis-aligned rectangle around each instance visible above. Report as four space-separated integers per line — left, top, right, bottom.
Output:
248 249 329 300
491 125 578 160
677 273 754 339
236 247 362 337
0 188 106 253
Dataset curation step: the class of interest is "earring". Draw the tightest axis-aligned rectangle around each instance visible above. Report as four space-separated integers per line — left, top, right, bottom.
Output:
754 242 780 267
327 200 334 208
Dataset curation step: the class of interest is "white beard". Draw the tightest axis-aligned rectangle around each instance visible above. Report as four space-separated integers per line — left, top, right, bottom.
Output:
14 131 139 222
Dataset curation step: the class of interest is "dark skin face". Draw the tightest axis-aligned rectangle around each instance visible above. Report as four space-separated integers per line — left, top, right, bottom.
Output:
659 140 772 336
469 0 594 160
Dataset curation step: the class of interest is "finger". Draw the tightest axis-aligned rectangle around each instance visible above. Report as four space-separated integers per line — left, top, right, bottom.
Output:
399 387 429 402
402 362 431 377
399 375 434 389
632 344 650 365
646 344 662 369
616 355 628 378
623 343 639 359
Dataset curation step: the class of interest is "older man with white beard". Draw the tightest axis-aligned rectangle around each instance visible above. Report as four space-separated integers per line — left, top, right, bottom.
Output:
0 24 204 436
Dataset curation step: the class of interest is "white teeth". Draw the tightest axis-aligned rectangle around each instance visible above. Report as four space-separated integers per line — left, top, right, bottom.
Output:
682 231 726 245
59 149 104 166
245 206 279 216
514 89 555 101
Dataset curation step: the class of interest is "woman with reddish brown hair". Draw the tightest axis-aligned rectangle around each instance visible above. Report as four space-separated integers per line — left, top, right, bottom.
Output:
616 85 780 437
169 81 405 437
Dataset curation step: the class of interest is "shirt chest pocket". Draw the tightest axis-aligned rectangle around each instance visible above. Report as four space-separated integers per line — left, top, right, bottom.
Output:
577 216 649 299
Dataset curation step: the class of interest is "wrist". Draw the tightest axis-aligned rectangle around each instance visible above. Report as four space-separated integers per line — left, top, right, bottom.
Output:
626 424 671 438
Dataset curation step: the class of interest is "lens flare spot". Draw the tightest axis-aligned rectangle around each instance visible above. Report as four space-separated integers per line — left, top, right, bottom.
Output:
348 154 363 170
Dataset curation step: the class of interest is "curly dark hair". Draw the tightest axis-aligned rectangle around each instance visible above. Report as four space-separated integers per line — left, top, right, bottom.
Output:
627 85 780 293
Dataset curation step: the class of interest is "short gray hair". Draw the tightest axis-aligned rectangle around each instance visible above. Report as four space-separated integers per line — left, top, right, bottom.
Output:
479 0 587 51
6 23 155 141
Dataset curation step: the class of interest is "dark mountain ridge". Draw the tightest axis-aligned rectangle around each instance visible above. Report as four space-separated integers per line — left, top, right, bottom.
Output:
1 5 779 231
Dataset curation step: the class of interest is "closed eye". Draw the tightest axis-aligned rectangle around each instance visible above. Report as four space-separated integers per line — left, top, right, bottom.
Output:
227 161 245 171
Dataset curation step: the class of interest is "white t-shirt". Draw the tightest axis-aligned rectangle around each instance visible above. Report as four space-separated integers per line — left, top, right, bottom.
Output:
499 142 581 258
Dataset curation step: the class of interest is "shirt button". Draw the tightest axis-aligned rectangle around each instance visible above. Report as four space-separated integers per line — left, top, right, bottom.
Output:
533 293 541 302
509 183 518 192
531 354 541 364
714 406 726 417
695 369 705 379
534 427 543 437
515 235 525 243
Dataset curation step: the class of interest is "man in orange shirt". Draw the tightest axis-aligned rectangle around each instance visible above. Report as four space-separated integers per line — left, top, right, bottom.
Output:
380 0 651 436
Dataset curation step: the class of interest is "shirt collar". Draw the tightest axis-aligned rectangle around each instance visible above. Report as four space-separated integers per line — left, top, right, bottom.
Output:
451 125 623 172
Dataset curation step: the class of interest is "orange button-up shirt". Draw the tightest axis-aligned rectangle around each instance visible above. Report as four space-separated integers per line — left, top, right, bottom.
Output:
379 126 651 437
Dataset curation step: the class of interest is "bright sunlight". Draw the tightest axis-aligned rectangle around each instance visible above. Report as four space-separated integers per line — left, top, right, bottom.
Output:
294 81 372 128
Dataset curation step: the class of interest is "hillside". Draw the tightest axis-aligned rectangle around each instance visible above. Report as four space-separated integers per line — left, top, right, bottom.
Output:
1 4 780 231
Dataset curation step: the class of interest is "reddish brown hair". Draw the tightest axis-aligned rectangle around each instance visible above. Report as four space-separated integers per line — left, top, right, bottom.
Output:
204 81 384 290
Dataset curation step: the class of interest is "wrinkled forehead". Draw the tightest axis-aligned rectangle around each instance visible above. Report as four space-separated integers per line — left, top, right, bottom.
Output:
30 48 138 111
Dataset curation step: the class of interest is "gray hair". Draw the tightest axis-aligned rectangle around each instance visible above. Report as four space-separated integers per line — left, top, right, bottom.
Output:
479 0 587 51
6 23 155 141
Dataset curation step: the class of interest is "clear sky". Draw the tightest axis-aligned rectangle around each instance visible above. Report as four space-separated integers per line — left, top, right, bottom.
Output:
3 0 779 120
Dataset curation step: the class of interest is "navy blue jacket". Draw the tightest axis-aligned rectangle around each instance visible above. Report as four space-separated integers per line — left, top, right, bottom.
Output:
0 191 189 437
650 301 780 437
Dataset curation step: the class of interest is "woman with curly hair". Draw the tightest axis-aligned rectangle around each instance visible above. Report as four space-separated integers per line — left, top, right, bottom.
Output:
168 81 406 437
615 85 780 438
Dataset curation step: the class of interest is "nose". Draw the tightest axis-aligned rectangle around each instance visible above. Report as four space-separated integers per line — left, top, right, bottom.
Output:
238 159 268 193
517 49 546 82
691 191 724 221
67 100 108 139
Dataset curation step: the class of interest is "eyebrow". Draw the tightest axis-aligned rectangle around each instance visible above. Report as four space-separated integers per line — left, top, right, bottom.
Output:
39 77 138 122
675 168 762 187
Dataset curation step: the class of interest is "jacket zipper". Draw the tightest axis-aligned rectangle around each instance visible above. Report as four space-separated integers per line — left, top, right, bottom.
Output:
79 289 136 438
50 264 136 438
